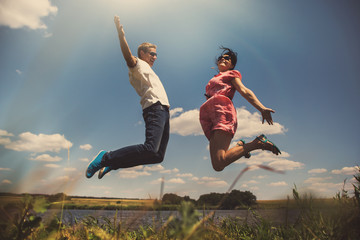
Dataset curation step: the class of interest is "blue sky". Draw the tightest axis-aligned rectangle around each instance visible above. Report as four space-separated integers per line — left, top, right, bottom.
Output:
0 0 359 200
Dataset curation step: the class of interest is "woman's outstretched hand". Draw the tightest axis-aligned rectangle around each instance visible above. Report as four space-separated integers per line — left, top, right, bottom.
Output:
261 108 275 125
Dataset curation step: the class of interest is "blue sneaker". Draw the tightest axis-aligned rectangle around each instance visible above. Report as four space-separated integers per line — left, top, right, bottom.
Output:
98 166 112 179
86 150 106 178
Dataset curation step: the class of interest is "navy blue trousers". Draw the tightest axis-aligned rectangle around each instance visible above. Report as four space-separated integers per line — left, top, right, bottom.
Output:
102 102 170 169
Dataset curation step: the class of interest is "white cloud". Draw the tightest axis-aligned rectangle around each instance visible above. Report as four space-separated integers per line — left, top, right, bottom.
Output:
64 167 76 172
79 158 89 162
302 175 356 196
236 150 282 165
29 154 62 162
234 107 287 139
56 176 70 182
236 150 303 172
118 169 150 179
0 0 58 30
306 182 343 194
243 180 258 184
169 108 184 118
1 179 12 184
331 166 358 175
16 69 22 75
197 176 228 187
169 107 286 138
4 132 73 153
0 130 13 145
0 168 11 171
200 176 218 181
168 178 185 184
150 178 163 184
90 186 112 190
268 159 304 171
242 184 260 192
268 181 288 187
144 164 164 171
254 175 266 179
45 164 60 168
128 165 144 171
79 144 92 151
160 168 179 174
304 177 332 184
170 108 203 136
42 31 52 38
202 180 228 188
176 173 193 178
0 129 14 137
135 120 143 126
308 168 327 174
0 137 11 145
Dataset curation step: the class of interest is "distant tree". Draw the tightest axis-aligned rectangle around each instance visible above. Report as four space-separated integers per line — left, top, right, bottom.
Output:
220 190 256 209
162 193 182 204
239 190 257 206
162 194 196 205
48 193 69 202
183 195 196 204
197 192 223 207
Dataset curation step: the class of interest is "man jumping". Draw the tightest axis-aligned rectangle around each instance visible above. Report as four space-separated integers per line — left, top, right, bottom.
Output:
86 16 170 179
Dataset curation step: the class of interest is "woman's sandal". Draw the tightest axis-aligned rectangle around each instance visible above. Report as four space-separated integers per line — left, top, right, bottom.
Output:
256 134 281 155
237 140 251 158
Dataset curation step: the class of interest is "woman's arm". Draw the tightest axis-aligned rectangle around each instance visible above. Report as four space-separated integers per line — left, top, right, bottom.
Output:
231 77 275 125
114 15 137 68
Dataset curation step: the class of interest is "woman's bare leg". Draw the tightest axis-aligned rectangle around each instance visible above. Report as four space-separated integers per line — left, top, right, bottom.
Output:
209 130 249 171
209 130 280 171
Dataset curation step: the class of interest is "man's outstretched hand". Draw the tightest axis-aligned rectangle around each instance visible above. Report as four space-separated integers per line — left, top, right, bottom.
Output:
114 15 124 36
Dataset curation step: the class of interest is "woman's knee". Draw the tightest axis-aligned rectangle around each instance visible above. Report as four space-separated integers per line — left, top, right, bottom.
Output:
211 156 225 172
212 164 224 172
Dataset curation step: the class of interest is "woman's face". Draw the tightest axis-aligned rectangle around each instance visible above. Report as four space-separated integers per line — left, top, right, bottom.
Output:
217 55 234 72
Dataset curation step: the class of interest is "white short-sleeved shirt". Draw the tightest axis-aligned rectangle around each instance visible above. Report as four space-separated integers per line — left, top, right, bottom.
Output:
128 58 170 110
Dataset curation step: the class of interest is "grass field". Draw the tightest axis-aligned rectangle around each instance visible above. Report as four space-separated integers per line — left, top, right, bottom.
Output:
0 194 340 211
67 197 155 207
1 185 359 239
1 167 358 239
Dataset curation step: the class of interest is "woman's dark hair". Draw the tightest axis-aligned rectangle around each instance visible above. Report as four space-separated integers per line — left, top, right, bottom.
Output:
216 46 238 70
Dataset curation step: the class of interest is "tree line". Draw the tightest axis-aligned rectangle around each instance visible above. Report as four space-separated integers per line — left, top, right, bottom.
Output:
161 190 257 210
1 189 257 210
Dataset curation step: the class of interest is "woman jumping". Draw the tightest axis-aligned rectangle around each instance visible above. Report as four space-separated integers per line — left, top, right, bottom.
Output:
199 47 281 172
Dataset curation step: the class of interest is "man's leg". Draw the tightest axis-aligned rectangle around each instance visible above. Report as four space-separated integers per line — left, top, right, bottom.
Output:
102 104 169 169
154 109 170 161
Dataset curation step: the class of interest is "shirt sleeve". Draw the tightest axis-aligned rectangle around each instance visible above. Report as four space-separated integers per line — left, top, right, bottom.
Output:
128 57 140 73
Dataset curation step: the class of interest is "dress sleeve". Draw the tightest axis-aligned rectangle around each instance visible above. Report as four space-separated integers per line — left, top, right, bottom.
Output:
227 70 242 79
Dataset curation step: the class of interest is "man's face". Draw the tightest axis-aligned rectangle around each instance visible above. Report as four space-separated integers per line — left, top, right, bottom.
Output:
140 48 157 67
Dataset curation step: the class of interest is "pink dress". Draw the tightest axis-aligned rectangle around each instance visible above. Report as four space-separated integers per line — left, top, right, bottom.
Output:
199 70 242 140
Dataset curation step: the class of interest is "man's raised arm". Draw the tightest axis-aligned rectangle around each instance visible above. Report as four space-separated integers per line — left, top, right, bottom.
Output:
114 15 137 68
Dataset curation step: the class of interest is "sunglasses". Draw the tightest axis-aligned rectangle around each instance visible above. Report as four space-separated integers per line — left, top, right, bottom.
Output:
149 52 157 57
218 55 231 61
